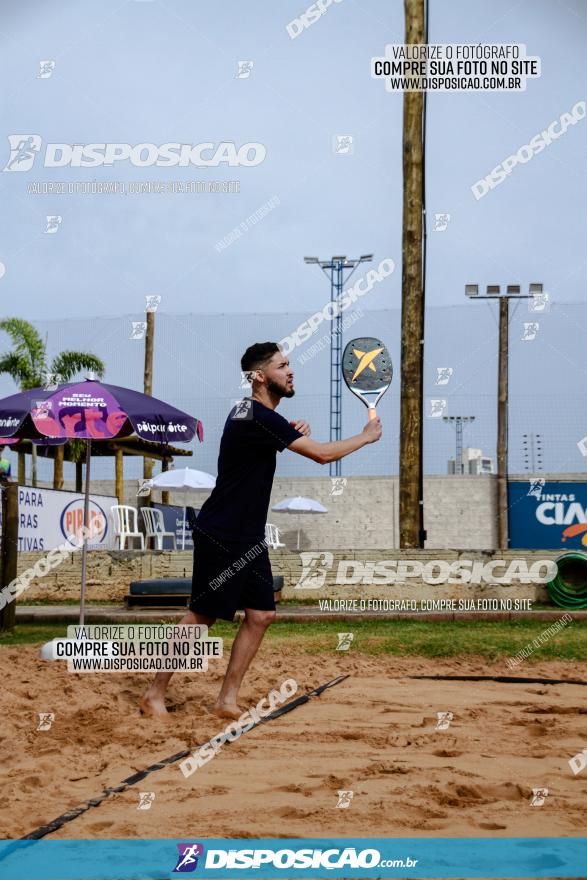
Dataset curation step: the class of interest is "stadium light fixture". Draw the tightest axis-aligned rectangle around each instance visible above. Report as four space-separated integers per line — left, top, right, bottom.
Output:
465 283 541 300
465 280 544 549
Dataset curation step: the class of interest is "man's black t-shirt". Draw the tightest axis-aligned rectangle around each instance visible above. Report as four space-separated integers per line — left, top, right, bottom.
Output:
195 399 303 543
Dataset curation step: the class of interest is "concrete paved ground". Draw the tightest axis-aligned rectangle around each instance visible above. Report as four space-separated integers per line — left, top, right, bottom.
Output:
14 604 586 624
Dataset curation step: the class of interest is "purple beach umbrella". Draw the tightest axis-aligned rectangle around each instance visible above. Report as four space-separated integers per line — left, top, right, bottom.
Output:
0 378 203 625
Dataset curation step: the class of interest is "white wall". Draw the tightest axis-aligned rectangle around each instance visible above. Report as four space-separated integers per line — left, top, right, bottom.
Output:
47 474 497 549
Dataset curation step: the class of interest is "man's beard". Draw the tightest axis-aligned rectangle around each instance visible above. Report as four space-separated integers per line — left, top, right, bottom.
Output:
267 378 295 398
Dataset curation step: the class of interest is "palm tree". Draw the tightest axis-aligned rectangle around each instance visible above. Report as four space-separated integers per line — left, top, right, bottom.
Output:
0 318 105 487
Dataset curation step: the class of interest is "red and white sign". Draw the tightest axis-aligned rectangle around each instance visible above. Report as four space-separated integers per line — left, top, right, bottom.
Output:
14 486 117 552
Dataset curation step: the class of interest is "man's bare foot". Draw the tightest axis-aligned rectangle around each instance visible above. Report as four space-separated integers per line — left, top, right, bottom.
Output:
139 692 169 719
213 700 242 721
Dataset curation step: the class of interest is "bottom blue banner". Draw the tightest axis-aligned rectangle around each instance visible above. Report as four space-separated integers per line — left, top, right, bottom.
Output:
0 838 586 879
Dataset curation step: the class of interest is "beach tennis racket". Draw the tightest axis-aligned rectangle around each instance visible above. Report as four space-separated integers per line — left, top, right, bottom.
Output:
342 337 392 420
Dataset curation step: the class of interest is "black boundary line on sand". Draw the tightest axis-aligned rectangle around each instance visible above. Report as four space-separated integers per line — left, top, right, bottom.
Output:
407 674 587 685
14 675 350 842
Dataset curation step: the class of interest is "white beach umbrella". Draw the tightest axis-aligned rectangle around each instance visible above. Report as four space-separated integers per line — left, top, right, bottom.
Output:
271 496 328 550
149 467 216 549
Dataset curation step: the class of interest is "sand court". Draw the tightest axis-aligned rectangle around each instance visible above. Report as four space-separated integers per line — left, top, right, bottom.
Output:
1 644 585 842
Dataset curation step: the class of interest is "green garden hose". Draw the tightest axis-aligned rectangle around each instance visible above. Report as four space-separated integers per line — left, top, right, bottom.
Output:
547 552 587 609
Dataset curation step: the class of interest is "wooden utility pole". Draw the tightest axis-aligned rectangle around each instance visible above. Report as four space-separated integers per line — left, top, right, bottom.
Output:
138 307 156 529
0 482 19 632
31 445 37 488
75 460 83 493
497 297 509 549
143 308 155 482
161 456 170 506
53 444 64 490
399 0 426 548
115 447 124 506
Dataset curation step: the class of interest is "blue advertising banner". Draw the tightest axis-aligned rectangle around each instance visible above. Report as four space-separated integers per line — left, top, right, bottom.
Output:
153 502 199 550
1 838 586 879
508 480 587 549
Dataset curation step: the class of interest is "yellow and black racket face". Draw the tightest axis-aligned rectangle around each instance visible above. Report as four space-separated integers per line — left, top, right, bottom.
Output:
342 337 393 408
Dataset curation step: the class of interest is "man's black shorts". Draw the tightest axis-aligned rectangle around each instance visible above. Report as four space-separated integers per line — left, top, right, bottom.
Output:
189 529 276 622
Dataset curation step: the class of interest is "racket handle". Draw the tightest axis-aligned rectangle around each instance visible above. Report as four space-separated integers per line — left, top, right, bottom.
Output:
368 407 377 421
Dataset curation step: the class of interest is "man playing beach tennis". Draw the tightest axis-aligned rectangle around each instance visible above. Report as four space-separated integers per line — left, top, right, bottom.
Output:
140 342 381 719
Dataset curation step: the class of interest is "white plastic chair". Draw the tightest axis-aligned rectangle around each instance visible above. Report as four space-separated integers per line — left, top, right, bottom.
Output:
141 507 176 550
265 522 286 550
110 505 145 550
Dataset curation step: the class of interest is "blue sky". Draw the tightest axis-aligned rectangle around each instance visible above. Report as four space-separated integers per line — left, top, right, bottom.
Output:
1 0 586 316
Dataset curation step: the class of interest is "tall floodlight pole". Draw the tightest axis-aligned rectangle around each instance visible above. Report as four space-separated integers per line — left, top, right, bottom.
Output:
465 283 543 549
303 255 373 476
443 416 476 474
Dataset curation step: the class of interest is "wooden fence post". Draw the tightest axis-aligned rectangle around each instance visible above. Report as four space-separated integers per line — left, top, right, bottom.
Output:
0 482 19 632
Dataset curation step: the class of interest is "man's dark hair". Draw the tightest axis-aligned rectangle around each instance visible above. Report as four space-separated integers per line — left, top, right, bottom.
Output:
241 342 281 373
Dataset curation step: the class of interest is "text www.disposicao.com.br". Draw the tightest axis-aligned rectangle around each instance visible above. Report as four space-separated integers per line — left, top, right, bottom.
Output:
69 657 202 672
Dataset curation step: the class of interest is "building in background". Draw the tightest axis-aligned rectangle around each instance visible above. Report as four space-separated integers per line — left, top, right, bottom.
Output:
448 447 495 475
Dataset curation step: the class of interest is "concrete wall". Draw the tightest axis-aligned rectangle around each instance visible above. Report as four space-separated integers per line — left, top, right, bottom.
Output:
49 474 498 550
16 548 553 604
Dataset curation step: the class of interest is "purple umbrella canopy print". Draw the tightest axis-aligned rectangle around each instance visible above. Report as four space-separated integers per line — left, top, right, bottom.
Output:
0 378 203 626
0 379 203 444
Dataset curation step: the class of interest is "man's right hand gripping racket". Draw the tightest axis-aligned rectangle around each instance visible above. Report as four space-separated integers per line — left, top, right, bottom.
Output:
342 337 393 420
